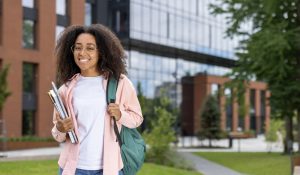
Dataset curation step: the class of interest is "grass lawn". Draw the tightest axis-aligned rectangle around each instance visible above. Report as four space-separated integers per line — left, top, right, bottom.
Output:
0 159 203 175
195 152 290 175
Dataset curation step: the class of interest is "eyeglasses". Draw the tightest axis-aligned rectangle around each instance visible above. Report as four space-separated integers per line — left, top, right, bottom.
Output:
71 44 97 54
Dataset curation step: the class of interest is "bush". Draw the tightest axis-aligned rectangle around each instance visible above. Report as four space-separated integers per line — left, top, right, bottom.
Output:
143 106 176 165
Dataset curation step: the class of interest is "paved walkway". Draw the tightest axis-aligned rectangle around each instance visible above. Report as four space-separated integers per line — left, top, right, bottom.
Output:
178 151 243 175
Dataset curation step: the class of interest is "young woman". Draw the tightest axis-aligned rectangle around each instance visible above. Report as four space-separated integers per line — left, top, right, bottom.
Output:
51 24 143 175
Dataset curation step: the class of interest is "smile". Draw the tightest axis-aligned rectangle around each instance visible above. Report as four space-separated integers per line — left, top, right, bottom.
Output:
78 58 91 62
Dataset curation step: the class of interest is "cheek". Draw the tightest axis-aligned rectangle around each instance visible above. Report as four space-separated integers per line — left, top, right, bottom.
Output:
93 56 100 63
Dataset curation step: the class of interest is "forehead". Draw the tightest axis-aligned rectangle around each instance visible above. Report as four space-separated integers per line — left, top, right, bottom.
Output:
75 33 96 44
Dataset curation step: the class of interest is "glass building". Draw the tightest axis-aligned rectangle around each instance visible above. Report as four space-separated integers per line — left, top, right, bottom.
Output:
98 0 243 104
99 0 268 135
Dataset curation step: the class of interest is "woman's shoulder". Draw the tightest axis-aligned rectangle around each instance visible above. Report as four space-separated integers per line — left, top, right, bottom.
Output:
58 74 80 93
119 74 135 90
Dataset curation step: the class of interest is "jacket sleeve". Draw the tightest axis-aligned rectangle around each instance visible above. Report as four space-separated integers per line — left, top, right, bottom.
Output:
118 77 143 128
51 86 67 143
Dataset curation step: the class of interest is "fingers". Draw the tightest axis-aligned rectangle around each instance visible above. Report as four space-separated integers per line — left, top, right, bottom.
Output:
55 113 62 121
56 115 74 133
107 103 121 121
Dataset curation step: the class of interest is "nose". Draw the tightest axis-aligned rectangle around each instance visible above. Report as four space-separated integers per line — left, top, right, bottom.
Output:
79 48 87 55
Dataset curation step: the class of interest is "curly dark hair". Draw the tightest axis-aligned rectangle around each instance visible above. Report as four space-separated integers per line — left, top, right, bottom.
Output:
55 24 127 85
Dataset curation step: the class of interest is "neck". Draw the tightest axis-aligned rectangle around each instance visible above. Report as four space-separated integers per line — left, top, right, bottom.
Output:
80 70 102 77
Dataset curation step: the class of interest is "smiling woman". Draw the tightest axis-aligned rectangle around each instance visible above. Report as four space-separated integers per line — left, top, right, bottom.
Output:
52 24 143 175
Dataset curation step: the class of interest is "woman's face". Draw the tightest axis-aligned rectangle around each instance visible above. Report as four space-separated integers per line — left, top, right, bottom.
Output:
72 33 100 76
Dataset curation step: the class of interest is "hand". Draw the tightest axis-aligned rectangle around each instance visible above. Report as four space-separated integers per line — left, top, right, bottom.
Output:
55 113 74 133
107 103 121 121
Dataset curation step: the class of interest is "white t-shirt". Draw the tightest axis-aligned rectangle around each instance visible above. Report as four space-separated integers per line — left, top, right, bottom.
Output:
72 75 106 170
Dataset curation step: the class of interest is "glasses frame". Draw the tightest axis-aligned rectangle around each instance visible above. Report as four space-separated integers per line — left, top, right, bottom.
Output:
70 44 98 54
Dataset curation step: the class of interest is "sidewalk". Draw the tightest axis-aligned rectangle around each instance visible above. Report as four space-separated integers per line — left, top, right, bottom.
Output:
178 152 243 175
0 146 61 161
177 134 290 152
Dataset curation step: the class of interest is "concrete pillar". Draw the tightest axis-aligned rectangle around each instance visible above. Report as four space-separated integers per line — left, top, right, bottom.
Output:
220 85 226 131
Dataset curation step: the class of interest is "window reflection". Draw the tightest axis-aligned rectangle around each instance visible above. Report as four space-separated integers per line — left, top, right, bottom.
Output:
22 0 34 8
22 20 35 49
85 2 92 26
129 0 250 60
127 50 229 101
55 25 65 41
56 0 67 15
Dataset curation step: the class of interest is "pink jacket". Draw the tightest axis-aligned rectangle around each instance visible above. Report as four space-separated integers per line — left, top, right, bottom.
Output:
51 73 143 175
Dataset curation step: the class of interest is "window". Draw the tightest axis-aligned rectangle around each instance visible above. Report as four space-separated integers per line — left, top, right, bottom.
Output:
22 63 37 136
22 19 35 49
211 83 219 96
56 0 67 15
55 25 65 41
85 2 92 26
250 89 256 131
116 11 128 33
260 90 266 133
225 88 232 131
22 0 34 8
22 110 35 135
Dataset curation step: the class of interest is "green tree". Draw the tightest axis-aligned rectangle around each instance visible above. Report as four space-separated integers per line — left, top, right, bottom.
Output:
137 83 177 165
197 95 222 147
143 105 176 165
0 64 11 112
210 0 300 153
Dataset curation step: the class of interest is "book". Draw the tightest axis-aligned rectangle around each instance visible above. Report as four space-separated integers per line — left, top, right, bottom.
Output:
48 82 78 144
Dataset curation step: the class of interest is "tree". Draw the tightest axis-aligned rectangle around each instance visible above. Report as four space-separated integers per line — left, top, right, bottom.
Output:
210 0 300 153
197 95 222 147
143 105 176 165
0 64 11 113
265 119 284 152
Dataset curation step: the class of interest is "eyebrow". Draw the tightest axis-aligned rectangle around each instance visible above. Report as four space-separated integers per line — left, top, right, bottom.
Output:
74 43 96 46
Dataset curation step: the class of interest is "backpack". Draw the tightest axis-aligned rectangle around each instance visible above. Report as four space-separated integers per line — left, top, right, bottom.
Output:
106 75 146 175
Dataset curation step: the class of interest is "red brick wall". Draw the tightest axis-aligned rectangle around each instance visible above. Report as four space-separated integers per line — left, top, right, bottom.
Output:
181 73 270 135
1 1 85 138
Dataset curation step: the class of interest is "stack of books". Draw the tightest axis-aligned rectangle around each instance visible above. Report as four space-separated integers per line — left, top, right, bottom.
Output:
48 82 78 144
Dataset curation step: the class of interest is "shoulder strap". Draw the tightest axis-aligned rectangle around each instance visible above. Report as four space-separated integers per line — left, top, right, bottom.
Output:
106 75 123 147
106 75 118 105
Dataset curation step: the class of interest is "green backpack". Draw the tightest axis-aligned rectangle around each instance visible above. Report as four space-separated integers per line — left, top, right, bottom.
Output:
106 75 146 175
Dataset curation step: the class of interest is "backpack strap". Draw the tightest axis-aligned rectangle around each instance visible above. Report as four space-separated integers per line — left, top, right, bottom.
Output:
106 75 123 147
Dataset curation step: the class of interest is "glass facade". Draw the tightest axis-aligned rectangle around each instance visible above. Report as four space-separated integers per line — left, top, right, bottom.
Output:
125 0 237 106
127 50 230 101
129 0 243 60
